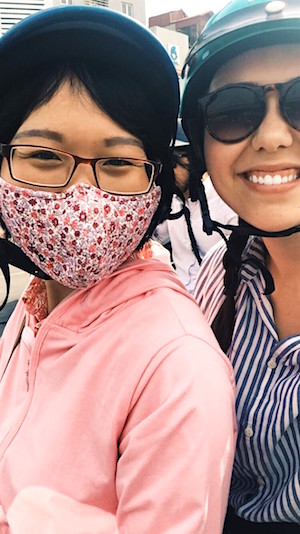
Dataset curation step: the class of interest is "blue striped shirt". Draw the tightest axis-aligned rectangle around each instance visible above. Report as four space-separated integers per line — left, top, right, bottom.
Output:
194 236 300 523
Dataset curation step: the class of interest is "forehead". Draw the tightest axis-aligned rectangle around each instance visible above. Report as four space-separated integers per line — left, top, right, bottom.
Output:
210 44 300 91
14 80 144 150
22 81 107 125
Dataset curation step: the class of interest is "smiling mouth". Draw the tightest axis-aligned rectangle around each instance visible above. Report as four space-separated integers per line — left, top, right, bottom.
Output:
246 172 300 185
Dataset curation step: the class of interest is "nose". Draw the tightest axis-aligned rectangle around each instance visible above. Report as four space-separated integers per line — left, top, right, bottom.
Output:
69 161 98 188
251 90 293 152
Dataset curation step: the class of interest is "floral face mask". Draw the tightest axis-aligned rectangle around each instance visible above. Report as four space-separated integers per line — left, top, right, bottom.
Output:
0 178 161 288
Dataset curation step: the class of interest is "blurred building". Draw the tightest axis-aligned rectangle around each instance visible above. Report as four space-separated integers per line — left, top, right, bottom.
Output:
149 9 212 47
0 1 44 33
149 9 212 77
0 0 145 35
151 24 189 78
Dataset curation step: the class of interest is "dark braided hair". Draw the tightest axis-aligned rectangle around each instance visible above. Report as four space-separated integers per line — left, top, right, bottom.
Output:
211 230 249 353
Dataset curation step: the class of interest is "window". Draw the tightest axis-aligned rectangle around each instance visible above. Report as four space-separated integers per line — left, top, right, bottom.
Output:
122 2 133 17
0 1 44 35
85 0 109 5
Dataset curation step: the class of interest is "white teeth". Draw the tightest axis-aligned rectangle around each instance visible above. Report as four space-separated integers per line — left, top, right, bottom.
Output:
248 173 298 185
264 174 273 185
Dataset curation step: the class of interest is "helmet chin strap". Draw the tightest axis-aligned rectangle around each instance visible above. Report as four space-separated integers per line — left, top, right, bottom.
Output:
0 238 51 312
209 219 300 238
196 183 300 238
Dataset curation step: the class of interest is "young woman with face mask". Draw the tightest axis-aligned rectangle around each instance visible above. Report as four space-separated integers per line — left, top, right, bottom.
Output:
0 6 236 533
181 0 300 532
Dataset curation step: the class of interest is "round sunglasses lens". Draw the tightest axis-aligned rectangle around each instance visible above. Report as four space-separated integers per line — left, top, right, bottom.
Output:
205 86 263 142
284 79 300 131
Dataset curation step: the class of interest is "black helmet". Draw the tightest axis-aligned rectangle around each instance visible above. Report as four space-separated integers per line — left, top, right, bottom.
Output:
181 0 300 238
0 6 180 308
0 6 179 146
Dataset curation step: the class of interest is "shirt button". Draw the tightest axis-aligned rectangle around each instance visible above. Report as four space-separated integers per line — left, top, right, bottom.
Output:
267 359 277 369
245 427 254 438
257 477 265 486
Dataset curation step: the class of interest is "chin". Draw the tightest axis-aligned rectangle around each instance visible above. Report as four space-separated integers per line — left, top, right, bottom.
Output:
242 216 300 234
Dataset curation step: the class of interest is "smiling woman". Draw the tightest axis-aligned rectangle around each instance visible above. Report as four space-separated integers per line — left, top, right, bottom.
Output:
181 0 300 532
203 45 300 235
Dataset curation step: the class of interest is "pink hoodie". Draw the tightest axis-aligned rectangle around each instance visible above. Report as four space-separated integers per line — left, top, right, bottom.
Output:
0 258 236 533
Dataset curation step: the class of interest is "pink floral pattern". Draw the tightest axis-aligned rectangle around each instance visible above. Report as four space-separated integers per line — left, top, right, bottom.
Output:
0 179 161 288
22 277 48 323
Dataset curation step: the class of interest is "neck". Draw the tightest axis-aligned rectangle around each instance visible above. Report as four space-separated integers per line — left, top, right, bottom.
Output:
45 279 74 314
263 233 300 339
264 233 300 277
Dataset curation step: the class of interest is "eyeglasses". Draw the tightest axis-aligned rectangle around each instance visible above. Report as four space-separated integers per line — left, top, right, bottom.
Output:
0 144 162 195
198 76 300 143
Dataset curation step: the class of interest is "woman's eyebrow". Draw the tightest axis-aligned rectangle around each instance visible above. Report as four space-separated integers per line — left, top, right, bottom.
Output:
13 131 144 149
104 136 143 149
13 129 64 142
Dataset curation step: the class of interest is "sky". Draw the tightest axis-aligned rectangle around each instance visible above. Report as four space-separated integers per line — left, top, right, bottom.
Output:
145 0 230 19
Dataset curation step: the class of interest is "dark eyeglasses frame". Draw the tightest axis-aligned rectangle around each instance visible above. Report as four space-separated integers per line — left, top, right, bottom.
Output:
0 143 163 195
198 76 300 143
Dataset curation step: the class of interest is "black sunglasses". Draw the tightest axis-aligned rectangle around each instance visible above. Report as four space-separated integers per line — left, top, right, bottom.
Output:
198 76 300 143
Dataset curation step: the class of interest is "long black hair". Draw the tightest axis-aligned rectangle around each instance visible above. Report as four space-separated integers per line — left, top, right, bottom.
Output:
211 232 249 353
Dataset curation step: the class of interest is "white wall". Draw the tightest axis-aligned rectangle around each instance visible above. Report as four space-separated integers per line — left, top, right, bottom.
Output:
150 25 189 75
46 0 146 25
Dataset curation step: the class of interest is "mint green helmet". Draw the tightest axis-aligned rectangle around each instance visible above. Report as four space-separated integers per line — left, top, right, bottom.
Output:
181 0 300 141
181 0 300 238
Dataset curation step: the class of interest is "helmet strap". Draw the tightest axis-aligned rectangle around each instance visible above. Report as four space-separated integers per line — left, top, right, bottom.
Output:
167 187 202 266
189 161 300 239
210 218 300 238
0 238 51 311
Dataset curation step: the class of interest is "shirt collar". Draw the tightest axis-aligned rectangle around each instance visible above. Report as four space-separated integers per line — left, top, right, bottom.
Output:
240 237 274 295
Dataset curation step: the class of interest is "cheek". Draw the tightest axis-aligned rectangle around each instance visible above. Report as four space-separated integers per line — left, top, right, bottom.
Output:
0 158 44 190
204 134 231 198
204 134 221 175
204 133 244 206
